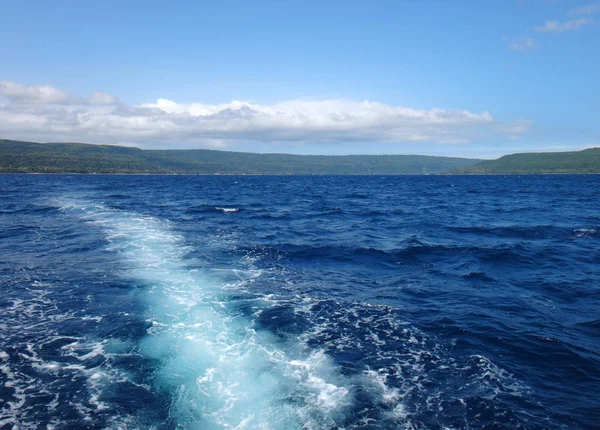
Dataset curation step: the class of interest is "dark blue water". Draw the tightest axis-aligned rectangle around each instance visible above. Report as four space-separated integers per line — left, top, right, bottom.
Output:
0 174 598 429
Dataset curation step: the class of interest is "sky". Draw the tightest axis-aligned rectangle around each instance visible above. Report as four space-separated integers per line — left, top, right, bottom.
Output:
0 0 598 158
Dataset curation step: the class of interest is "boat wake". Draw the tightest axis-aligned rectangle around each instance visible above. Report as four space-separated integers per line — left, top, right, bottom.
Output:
61 200 352 429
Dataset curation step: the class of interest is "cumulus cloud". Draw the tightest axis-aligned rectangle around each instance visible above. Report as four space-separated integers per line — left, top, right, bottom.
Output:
0 80 530 148
535 17 594 32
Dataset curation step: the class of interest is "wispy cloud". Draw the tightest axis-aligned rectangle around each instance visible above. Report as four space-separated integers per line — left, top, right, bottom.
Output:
510 36 536 52
569 3 600 16
528 2 599 35
510 3 598 50
0 80 530 149
535 17 594 32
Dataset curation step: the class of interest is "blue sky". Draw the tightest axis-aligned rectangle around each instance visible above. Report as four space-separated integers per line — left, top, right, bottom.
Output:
0 0 598 158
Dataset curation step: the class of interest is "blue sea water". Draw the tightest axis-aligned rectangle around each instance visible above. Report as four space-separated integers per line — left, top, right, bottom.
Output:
0 174 598 429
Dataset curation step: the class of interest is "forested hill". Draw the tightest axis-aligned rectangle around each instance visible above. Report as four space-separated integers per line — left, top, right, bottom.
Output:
458 148 600 174
3 139 598 174
0 139 481 174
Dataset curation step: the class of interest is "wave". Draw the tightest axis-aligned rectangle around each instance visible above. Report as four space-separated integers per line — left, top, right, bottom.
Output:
184 205 241 215
448 224 574 239
573 228 597 238
237 240 532 271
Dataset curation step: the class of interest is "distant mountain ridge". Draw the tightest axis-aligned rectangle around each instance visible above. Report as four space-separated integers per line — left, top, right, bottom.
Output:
0 139 480 174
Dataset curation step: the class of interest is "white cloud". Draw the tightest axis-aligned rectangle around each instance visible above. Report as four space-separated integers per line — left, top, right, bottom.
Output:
535 17 594 32
88 92 119 105
569 3 600 16
0 80 119 106
510 36 536 52
0 80 530 148
0 80 72 104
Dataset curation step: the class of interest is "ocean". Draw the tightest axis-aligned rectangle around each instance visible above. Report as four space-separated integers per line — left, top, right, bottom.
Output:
0 174 598 429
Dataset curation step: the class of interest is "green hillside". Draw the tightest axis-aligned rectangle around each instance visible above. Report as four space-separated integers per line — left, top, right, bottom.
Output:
0 139 481 174
461 148 600 174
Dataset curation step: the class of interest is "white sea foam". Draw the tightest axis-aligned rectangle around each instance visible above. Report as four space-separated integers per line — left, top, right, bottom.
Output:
574 228 597 238
60 200 352 429
0 253 147 429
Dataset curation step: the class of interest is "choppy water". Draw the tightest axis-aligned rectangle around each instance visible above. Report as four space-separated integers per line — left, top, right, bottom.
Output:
0 174 598 429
